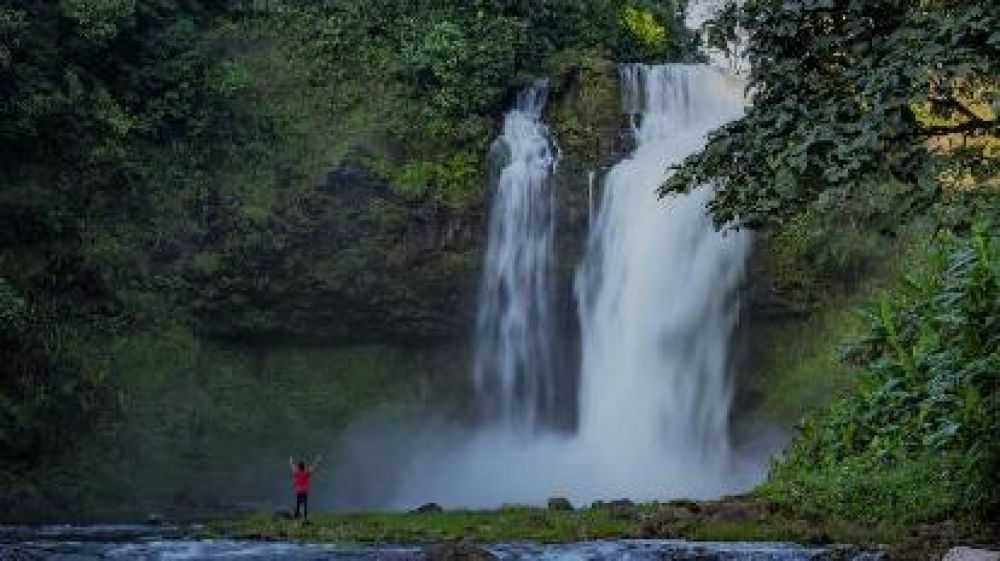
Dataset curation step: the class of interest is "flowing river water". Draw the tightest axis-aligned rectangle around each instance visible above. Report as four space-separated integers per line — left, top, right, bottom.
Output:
0 524 871 560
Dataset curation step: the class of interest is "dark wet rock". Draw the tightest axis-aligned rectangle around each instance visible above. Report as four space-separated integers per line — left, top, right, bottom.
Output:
666 499 703 514
710 502 752 522
424 541 498 561
413 502 444 514
649 505 694 524
192 156 483 344
639 504 696 538
701 495 772 521
608 499 636 520
547 497 573 511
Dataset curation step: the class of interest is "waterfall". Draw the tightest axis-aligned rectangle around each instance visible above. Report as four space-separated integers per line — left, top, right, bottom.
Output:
472 81 559 428
382 64 759 508
574 64 751 490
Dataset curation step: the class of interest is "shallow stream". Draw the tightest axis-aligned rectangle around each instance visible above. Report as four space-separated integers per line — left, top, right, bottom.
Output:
0 525 883 560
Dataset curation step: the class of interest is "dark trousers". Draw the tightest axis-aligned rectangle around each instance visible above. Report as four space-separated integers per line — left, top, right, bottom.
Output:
294 492 308 519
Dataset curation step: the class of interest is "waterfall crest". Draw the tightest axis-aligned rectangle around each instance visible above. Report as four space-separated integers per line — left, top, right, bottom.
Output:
472 81 559 428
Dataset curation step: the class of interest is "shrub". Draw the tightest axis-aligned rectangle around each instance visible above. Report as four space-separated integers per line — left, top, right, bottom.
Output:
762 221 1000 522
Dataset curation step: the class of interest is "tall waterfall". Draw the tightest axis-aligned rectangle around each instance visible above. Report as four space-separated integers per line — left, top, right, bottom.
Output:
473 82 559 427
574 64 751 491
382 64 758 508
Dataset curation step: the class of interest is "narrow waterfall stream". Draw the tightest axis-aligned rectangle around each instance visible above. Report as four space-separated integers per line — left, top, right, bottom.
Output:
473 82 559 428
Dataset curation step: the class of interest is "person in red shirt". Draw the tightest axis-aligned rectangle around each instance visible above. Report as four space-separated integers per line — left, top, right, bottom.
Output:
289 455 321 519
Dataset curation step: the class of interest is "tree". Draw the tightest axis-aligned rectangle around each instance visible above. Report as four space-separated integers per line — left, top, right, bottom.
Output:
662 0 999 229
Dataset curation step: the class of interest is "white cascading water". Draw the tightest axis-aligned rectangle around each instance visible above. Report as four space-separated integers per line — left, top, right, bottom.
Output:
472 82 558 427
386 63 760 507
573 64 751 494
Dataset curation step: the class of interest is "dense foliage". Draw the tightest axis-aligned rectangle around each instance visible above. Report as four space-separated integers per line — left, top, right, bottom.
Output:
664 0 999 228
1 0 238 473
1 0 691 508
292 0 693 204
762 223 999 522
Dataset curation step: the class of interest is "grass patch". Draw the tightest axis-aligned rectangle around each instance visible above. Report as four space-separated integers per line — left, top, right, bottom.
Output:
212 506 640 544
208 498 963 547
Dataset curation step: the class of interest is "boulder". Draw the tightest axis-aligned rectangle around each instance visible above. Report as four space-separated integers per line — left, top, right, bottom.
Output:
608 499 636 520
424 542 497 561
547 497 573 511
942 547 1000 561
637 505 695 538
666 499 702 514
413 502 444 514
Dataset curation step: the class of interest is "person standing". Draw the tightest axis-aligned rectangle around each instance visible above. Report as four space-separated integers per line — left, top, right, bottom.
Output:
289 455 321 519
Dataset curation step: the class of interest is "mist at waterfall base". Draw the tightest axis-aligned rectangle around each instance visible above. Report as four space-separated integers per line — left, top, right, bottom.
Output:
325 65 778 510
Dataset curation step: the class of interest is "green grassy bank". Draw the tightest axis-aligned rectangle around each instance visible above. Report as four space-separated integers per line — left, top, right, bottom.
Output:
211 497 996 558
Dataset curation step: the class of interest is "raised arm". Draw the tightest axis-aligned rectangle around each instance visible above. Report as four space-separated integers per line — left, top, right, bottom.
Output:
289 456 296 473
310 454 323 473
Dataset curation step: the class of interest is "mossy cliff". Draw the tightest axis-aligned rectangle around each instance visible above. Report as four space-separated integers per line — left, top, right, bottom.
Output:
189 52 628 344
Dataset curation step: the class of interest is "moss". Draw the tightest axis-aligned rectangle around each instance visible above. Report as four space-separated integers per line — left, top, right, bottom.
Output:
546 50 625 173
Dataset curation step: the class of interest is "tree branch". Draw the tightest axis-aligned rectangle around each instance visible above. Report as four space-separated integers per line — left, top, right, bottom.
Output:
920 118 997 137
928 96 991 124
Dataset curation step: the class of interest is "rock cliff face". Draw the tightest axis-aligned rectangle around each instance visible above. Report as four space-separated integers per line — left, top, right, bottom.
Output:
191 159 484 343
189 60 630 345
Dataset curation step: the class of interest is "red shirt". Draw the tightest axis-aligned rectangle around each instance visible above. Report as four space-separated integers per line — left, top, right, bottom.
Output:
293 468 310 493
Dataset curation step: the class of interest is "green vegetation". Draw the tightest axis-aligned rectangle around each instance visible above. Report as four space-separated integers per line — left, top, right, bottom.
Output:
666 0 999 228
762 224 999 523
218 505 642 543
3 0 997 539
2 0 235 492
217 497 995 550
744 201 926 425
7 329 467 522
